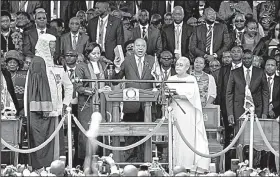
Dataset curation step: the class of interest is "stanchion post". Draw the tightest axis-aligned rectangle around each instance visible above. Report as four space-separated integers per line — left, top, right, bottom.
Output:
249 107 254 168
167 107 173 176
66 107 73 169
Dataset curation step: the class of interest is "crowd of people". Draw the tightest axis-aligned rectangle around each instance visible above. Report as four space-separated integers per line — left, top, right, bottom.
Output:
1 0 280 175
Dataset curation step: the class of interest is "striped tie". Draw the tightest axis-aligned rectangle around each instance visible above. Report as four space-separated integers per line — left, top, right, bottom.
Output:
206 25 212 53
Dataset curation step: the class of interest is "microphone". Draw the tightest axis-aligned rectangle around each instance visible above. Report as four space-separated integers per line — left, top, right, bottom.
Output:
100 56 113 64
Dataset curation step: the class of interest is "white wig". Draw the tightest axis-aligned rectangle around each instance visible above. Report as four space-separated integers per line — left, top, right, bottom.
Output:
35 33 56 66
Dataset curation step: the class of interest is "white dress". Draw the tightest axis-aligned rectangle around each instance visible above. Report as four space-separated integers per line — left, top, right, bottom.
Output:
167 75 210 171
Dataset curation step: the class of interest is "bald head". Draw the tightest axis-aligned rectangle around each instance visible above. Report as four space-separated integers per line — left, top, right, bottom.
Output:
95 2 109 17
123 165 138 176
172 6 184 24
173 166 186 175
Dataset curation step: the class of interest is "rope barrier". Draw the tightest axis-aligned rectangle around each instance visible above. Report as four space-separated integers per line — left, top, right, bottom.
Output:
255 117 279 157
72 114 166 151
1 115 66 154
173 116 249 158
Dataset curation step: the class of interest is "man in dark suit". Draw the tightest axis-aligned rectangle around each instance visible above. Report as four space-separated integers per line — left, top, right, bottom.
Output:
9 1 41 19
113 38 155 122
161 6 193 60
130 9 162 56
190 7 231 62
214 45 243 170
1 11 15 53
23 11 58 57
226 50 269 128
61 17 89 56
229 14 246 47
87 1 124 61
265 58 280 119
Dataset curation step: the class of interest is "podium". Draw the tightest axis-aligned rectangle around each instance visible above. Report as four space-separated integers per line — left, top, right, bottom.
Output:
101 88 168 163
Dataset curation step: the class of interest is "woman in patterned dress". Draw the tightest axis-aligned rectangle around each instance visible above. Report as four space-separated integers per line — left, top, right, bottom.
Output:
191 57 217 107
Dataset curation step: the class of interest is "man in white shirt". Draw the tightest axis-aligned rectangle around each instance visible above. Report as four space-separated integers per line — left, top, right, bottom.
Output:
87 1 124 61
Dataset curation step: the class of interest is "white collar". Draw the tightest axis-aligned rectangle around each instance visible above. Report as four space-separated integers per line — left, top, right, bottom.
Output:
135 55 144 61
70 32 79 37
1 29 10 36
174 22 183 28
266 73 275 79
236 28 245 33
161 67 171 73
243 65 253 71
37 28 47 33
206 23 215 29
139 24 149 29
66 66 76 71
232 62 242 68
99 14 109 22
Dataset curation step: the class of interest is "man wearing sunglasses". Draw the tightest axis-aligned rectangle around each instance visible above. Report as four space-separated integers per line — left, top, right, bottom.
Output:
230 13 246 47
23 11 58 57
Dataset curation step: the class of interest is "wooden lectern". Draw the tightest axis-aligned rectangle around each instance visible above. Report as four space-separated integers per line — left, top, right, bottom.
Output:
101 88 162 162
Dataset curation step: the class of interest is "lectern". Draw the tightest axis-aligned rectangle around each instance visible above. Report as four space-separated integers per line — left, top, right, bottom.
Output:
102 88 161 162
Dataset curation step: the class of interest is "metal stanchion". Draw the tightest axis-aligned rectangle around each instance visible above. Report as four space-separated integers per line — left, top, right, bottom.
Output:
67 107 72 169
167 107 173 176
249 107 254 168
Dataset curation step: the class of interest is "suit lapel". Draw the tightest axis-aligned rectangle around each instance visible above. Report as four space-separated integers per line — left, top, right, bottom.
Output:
272 77 279 99
249 67 257 89
213 24 218 50
31 29 38 43
68 33 73 50
147 26 153 43
129 56 140 79
76 34 83 48
239 67 246 86
91 18 98 41
136 26 141 38
201 25 207 46
170 24 175 49
105 15 113 42
141 56 150 79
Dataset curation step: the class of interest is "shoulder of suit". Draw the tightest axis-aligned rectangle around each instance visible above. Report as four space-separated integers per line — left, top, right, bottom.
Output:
145 55 155 61
61 32 70 38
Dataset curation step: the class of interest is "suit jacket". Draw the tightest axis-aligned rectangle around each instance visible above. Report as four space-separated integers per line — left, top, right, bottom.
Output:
190 23 231 60
226 66 269 120
270 76 280 118
87 15 124 61
161 22 193 58
112 54 155 113
23 27 58 57
229 29 245 48
1 32 15 53
130 25 162 56
60 32 89 55
10 1 41 20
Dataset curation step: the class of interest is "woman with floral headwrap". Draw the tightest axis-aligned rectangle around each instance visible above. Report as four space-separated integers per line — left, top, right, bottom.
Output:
24 33 73 169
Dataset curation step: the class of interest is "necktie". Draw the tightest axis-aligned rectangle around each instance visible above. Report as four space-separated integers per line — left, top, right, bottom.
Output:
69 69 75 80
167 1 171 12
98 19 104 49
175 24 181 50
206 25 213 53
268 76 272 100
164 70 168 81
137 57 143 77
142 26 147 41
245 69 251 86
73 35 77 50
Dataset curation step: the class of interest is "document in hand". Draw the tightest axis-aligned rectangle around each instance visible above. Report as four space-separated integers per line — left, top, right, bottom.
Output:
114 45 125 67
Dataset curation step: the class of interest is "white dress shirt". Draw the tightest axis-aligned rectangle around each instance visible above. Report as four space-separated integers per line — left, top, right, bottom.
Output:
206 23 214 55
135 55 144 71
71 32 79 49
139 24 149 39
66 66 78 104
243 65 253 83
166 0 174 12
231 62 242 70
37 28 47 36
174 22 183 56
266 74 275 103
19 1 29 12
96 14 109 51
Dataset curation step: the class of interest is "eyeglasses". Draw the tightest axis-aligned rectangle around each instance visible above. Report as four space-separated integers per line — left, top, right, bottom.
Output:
210 64 220 67
37 17 46 20
65 54 78 57
235 20 245 23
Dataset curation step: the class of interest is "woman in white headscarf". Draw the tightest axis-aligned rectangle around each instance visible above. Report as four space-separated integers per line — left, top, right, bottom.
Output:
167 57 210 172
24 33 73 169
